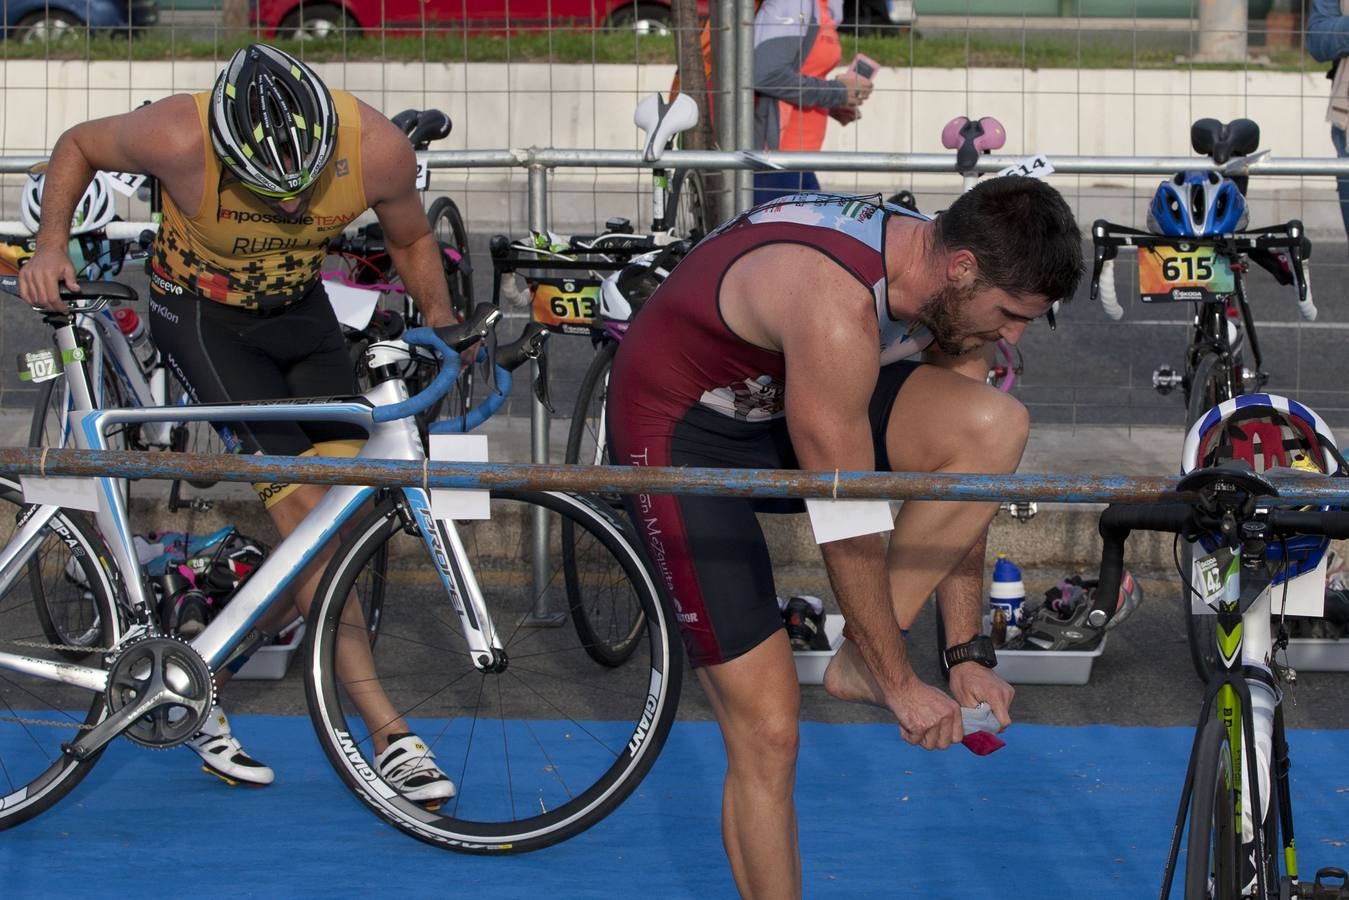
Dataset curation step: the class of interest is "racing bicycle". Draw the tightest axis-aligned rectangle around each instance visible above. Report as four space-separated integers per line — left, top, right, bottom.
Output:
1089 451 1349 899
0 277 680 852
1090 117 1317 682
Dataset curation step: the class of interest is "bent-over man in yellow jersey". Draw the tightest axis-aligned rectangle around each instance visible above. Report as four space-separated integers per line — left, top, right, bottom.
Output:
19 44 457 804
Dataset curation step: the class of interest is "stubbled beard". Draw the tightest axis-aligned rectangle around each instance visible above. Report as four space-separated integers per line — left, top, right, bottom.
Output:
917 281 977 356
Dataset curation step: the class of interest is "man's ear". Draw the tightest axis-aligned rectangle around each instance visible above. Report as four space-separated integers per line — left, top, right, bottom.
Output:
946 248 978 285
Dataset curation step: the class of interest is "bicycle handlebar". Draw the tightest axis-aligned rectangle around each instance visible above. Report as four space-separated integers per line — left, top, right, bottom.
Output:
1090 218 1310 315
371 304 502 423
1092 496 1349 630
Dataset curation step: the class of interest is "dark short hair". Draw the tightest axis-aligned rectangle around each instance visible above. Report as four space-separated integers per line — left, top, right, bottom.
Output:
934 176 1083 304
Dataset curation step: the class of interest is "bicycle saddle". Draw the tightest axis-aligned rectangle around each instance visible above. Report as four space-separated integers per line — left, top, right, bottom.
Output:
634 92 699 163
391 108 420 135
1191 118 1260 165
940 116 1006 175
0 274 137 305
389 109 452 150
407 110 451 150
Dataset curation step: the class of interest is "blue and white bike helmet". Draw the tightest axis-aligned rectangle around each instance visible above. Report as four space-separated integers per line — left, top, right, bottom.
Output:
1147 170 1248 237
1182 393 1345 587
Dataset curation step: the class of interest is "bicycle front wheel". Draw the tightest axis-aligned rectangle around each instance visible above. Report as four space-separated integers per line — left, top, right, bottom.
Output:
0 477 122 829
561 341 645 665
427 195 474 317
1184 350 1238 682
1185 716 1241 899
305 489 681 853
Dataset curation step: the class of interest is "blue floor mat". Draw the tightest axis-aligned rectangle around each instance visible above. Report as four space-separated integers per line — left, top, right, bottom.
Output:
2 718 1346 898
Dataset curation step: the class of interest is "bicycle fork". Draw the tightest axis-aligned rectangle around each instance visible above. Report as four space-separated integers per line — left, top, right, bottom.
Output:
400 487 504 671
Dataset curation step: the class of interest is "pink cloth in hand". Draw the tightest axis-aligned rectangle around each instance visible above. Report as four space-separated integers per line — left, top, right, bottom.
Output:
961 731 1006 756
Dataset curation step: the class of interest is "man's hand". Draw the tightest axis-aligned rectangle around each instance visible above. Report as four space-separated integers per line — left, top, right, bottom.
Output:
948 664 1015 731
829 105 861 126
18 247 79 313
888 677 963 750
836 71 873 107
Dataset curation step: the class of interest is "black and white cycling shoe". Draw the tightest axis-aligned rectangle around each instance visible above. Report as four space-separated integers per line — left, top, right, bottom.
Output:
377 733 457 808
187 705 275 787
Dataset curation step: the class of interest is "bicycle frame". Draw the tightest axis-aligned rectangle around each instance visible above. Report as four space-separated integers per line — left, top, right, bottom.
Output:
53 308 173 448
0 318 505 761
1161 564 1292 898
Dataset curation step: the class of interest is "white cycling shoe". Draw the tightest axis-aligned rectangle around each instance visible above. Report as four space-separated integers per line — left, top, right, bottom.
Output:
377 733 457 808
187 705 275 787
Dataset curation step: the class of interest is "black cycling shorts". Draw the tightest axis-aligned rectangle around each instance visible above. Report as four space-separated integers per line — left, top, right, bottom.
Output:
147 279 365 503
613 359 922 668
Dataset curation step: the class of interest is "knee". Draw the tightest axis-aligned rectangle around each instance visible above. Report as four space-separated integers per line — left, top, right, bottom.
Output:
727 713 800 777
952 389 1029 471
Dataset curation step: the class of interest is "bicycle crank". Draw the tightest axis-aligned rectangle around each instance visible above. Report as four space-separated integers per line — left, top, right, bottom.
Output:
64 635 215 760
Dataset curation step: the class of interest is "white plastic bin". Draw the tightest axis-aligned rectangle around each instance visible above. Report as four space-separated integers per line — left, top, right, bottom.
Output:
793 614 845 685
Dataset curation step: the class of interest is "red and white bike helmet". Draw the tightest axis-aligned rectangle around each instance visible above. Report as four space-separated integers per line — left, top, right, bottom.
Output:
1182 393 1345 588
21 170 118 237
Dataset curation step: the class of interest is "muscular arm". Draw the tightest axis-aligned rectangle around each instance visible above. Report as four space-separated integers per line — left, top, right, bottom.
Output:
359 102 456 328
19 96 202 308
774 250 918 698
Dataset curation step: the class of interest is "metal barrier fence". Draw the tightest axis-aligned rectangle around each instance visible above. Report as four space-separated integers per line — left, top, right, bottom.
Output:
7 445 1349 506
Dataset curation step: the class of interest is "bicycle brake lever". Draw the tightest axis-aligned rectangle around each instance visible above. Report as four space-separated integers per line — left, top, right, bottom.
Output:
533 351 556 414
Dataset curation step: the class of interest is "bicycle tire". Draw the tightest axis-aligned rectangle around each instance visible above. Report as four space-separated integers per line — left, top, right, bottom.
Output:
671 168 711 242
27 351 130 656
427 196 474 318
304 489 681 853
28 336 132 453
564 341 618 472
561 342 644 666
1183 350 1234 683
0 477 123 829
1184 716 1241 900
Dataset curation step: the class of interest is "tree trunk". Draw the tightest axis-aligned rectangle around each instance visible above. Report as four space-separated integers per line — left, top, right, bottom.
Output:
671 0 731 226
222 0 249 35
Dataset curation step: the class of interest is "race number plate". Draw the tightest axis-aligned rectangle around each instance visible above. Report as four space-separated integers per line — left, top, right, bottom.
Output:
16 346 80 383
530 277 601 335
1138 245 1234 303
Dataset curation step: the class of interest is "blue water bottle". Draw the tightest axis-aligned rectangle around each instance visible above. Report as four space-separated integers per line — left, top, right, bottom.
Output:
989 554 1025 626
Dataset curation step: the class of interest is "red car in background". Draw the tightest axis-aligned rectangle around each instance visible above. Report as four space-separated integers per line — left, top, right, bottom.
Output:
253 0 708 40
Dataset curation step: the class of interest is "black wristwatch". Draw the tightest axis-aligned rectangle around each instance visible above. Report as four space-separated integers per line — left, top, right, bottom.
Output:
942 635 998 673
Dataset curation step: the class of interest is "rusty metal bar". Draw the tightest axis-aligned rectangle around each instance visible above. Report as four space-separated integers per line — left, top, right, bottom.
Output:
8 447 1349 506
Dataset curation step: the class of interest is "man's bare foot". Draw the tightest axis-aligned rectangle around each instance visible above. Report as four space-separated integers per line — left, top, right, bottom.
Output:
822 639 887 708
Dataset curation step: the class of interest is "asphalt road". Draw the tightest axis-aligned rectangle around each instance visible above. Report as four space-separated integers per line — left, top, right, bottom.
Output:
4 231 1349 432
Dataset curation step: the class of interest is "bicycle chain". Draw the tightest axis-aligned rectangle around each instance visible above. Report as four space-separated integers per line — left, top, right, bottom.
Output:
0 638 108 729
7 638 113 654
0 713 90 730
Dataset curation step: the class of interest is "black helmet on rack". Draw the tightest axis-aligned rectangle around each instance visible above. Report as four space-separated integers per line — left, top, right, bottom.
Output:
208 43 338 199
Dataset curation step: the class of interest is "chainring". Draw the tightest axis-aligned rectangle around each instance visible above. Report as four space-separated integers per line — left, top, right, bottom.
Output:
104 635 215 748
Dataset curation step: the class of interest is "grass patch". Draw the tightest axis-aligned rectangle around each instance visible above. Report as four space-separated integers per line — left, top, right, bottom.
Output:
0 27 1321 73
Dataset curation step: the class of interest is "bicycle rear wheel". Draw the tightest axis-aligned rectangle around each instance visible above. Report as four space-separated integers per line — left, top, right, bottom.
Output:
561 341 645 666
305 489 680 853
28 349 132 655
0 477 122 829
1184 717 1240 900
1184 350 1235 683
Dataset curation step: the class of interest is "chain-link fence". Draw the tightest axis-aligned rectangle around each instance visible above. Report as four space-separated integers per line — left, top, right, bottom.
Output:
1 1 1345 430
